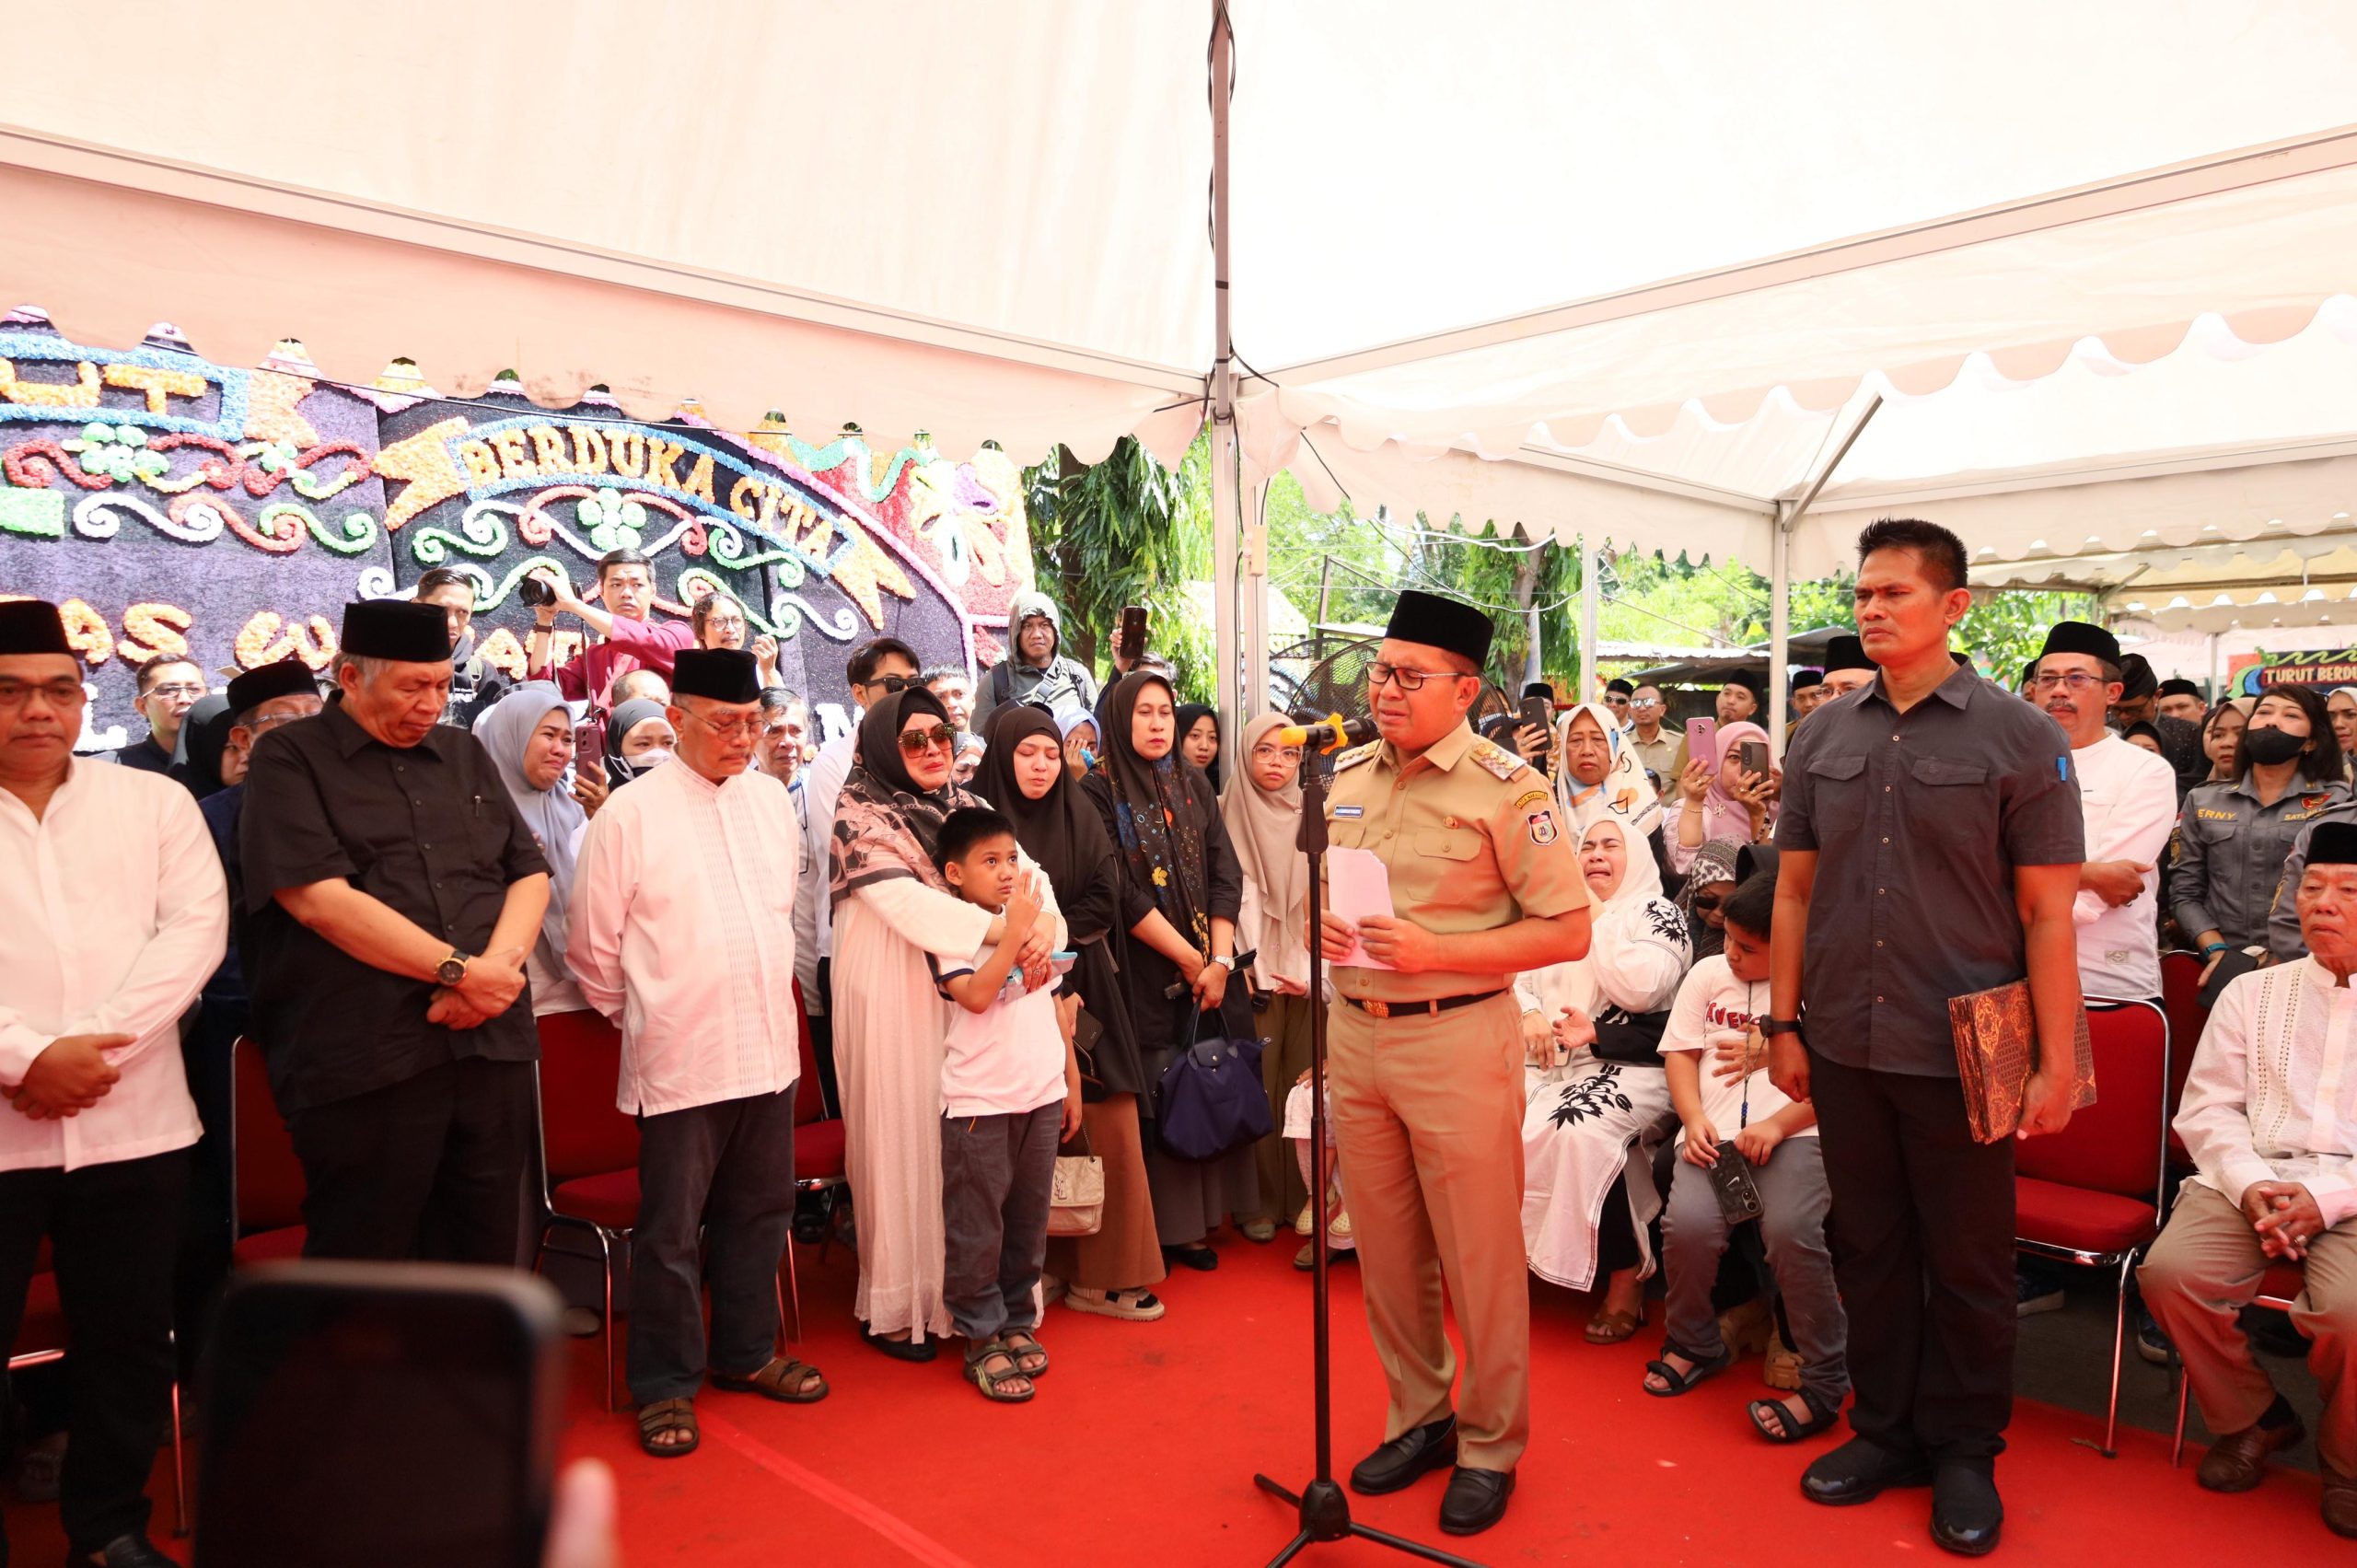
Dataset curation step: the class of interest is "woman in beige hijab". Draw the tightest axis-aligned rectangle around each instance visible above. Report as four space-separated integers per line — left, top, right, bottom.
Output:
1224 712 1318 1247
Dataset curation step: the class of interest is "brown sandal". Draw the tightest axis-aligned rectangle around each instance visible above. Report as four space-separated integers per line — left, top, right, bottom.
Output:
1000 1329 1049 1377
964 1340 1037 1403
1585 1307 1646 1344
637 1396 699 1458
712 1355 829 1404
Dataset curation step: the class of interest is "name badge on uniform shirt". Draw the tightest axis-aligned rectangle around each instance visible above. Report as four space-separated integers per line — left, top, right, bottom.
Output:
1333 805 1364 819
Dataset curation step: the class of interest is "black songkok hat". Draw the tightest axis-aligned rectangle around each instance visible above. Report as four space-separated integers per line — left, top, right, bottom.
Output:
342 599 453 663
1725 668 1765 698
2309 821 2357 866
1603 678 1634 697
1384 590 1492 670
2157 678 2202 700
0 599 73 656
671 648 761 704
2117 652 2159 702
1792 668 1824 688
1822 634 1874 675
2038 621 2121 668
226 656 318 717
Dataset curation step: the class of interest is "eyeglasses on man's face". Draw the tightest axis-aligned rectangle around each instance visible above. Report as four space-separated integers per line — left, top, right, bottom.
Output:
679 708 763 741
146 682 204 702
0 678 85 711
1630 697 1663 711
865 673 913 696
1366 662 1463 693
2030 671 2107 693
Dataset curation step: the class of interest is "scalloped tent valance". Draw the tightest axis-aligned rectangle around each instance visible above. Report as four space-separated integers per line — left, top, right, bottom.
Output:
6 0 2357 579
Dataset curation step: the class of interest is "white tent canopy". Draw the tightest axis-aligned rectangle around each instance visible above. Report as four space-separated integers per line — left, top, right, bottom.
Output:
10 0 2357 721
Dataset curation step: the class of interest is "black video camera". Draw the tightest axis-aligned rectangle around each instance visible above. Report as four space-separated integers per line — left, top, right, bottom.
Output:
517 574 557 609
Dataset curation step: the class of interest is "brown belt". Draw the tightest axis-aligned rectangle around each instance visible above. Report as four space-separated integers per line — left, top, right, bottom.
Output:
1339 989 1505 1021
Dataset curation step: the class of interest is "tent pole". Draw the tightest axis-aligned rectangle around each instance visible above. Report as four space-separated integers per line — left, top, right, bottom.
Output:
1208 0 1243 769
2208 631 2222 700
1770 503 1792 754
1580 534 1601 703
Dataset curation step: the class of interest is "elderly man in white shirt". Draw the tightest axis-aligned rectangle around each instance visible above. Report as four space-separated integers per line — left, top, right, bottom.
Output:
2141 819 2357 1539
0 600 226 1568
570 647 827 1461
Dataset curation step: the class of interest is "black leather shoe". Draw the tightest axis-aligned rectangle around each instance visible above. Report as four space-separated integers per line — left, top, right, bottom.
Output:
1800 1435 1933 1506
74 1535 179 1567
1348 1415 1458 1494
1438 1466 1515 1536
1929 1465 2003 1557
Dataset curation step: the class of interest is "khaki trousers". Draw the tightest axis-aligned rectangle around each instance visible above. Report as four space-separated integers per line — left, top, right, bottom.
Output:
1329 992 1529 1472
2140 1181 2357 1471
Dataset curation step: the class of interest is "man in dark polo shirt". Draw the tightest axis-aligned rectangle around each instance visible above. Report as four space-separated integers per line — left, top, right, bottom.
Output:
241 599 551 1264
1766 518 2084 1557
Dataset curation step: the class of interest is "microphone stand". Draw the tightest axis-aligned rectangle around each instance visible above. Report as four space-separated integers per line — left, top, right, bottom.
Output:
1249 735 1486 1568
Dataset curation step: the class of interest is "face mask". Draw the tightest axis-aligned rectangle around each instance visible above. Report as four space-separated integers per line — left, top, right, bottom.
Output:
2240 725 2307 767
607 747 674 785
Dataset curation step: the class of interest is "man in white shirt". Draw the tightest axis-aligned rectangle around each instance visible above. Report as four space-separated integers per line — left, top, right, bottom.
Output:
570 647 827 1458
2032 622 2177 1005
2141 820 2357 1538
797 636 920 1111
0 600 226 1568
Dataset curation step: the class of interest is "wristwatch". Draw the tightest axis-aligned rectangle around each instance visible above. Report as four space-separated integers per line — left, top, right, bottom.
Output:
436 949 473 986
1759 1018 1803 1038
1204 955 1233 973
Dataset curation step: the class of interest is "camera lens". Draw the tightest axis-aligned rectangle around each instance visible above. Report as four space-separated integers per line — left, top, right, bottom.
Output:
518 576 553 608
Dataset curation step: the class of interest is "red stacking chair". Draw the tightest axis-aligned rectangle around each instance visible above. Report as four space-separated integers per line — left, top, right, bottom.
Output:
781 981 848 1345
230 1036 308 1265
11 1242 191 1536
530 1009 641 1411
2158 950 2208 1170
2014 997 2171 1458
2172 1260 2308 1465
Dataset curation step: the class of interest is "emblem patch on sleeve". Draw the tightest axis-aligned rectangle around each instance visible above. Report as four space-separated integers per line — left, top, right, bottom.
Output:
1527 810 1559 845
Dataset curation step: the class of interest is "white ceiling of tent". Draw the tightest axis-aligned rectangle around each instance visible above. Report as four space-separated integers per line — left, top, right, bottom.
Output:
6 0 2357 545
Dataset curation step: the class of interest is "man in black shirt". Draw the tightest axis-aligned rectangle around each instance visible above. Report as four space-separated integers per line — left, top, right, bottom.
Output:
113 656 203 775
241 599 551 1264
1767 518 2085 1557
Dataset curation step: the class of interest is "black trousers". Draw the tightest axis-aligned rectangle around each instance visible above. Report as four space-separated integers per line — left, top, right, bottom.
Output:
1808 1048 2015 1467
628 1090 796 1404
176 996 245 1375
809 957 841 1120
0 1149 189 1556
286 1056 534 1265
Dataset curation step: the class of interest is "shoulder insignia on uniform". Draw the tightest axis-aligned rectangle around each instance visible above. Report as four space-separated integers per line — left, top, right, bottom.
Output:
1333 741 1379 772
1468 738 1527 782
1512 788 1549 810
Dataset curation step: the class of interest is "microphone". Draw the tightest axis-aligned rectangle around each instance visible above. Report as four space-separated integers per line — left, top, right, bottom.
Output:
1275 714 1378 753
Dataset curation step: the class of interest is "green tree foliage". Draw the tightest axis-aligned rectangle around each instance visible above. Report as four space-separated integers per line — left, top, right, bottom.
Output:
1021 435 1214 701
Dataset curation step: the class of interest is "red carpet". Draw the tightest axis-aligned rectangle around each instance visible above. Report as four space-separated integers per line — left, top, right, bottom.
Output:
9 1237 2335 1564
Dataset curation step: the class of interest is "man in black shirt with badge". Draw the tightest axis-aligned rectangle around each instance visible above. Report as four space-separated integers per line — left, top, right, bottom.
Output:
241 599 551 1264
1767 518 2084 1557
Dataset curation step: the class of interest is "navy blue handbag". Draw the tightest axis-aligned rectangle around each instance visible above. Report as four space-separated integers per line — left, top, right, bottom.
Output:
1153 1007 1271 1162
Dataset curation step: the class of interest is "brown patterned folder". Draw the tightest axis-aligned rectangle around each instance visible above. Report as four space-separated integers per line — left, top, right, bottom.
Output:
1947 981 2097 1144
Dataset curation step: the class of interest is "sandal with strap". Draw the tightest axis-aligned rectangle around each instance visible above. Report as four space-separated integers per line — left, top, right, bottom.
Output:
712 1354 829 1404
964 1340 1037 1404
1585 1307 1646 1345
1643 1344 1733 1397
1748 1385 1841 1444
637 1396 699 1458
1000 1329 1049 1378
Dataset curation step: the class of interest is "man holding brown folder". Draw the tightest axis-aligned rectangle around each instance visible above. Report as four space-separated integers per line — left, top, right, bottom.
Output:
1766 518 2084 1558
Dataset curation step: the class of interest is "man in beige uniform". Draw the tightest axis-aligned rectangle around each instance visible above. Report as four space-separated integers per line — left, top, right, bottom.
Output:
1318 590 1591 1537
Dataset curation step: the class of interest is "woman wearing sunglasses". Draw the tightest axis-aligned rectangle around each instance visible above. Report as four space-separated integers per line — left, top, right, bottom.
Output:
1083 671 1258 1272
830 686 1066 1362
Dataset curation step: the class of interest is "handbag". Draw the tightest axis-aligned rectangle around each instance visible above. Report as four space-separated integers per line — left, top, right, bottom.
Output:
1048 1129 1104 1237
1152 1006 1272 1162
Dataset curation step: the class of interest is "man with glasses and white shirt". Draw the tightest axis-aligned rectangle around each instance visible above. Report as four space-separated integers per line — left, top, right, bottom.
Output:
1623 684 1678 787
0 600 227 1568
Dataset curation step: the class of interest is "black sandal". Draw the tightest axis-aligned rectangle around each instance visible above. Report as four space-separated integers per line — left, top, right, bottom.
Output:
1643 1344 1733 1398
964 1340 1036 1404
1748 1386 1841 1443
862 1328 939 1363
636 1396 699 1458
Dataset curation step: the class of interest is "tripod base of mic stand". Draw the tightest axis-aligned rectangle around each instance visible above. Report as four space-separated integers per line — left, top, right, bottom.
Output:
1250 1473 1489 1568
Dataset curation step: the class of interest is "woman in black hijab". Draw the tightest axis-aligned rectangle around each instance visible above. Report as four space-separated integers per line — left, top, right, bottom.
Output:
1084 672 1258 1271
974 704 1168 1318
179 694 236 799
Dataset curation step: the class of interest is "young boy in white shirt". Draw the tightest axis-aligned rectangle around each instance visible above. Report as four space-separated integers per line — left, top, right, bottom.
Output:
1641 873 1850 1444
930 808 1082 1403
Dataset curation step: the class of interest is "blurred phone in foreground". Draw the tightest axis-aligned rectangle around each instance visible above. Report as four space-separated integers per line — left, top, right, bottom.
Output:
1118 605 1149 665
197 1262 563 1568
1686 716 1717 771
1518 695 1552 754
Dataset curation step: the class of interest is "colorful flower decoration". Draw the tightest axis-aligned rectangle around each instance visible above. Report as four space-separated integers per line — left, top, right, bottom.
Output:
64 423 168 485
579 487 646 552
248 436 305 475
